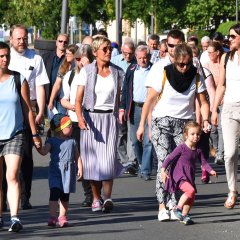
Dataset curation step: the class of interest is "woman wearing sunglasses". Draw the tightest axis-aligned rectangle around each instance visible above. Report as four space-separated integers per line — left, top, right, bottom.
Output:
212 23 240 209
75 35 125 213
137 43 210 221
48 44 79 114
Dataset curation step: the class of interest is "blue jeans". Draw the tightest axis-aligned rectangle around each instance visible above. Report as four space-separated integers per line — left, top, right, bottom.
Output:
129 105 152 175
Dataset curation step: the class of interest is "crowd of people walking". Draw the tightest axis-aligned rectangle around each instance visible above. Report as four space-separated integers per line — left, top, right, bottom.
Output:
0 21 240 232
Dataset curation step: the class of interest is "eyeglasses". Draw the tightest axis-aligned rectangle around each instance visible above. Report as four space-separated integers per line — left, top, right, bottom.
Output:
75 58 81 61
98 46 112 53
176 61 192 68
167 43 178 48
228 34 238 39
58 40 68 44
122 51 133 56
208 51 216 54
15 37 28 42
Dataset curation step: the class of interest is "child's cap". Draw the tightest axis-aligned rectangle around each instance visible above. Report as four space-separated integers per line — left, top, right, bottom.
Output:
50 113 72 132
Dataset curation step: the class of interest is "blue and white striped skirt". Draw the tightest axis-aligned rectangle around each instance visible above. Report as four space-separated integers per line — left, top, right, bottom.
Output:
80 111 124 181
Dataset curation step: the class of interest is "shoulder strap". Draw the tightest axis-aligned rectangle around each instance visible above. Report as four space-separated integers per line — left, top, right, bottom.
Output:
199 61 207 79
157 70 167 102
68 70 75 87
224 51 231 69
13 71 21 97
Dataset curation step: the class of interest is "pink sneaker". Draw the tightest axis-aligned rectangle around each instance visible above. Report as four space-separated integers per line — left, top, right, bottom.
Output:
92 200 102 212
58 216 68 228
48 216 57 227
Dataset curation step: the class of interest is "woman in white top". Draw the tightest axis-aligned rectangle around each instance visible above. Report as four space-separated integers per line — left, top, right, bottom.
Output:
137 43 210 222
212 23 240 209
75 36 125 213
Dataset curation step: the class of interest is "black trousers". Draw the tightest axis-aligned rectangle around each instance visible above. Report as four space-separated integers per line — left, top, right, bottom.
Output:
20 126 33 201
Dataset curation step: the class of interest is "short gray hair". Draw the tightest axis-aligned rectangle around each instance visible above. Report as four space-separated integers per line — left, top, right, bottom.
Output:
135 45 150 55
201 36 211 44
122 37 135 50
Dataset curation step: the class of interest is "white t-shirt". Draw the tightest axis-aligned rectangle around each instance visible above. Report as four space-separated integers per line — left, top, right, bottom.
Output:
60 70 79 122
9 48 49 100
76 68 114 110
225 51 240 103
145 58 206 119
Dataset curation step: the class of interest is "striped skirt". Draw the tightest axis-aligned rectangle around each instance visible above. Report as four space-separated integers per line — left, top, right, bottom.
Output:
80 111 124 181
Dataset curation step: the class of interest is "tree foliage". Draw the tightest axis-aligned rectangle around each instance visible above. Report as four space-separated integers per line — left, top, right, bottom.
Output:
0 0 239 38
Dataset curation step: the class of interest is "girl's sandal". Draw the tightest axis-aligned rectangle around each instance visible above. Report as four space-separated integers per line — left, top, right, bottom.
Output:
224 192 238 209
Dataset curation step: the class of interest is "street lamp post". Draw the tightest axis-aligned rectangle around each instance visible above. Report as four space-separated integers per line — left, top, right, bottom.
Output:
61 0 68 34
116 0 122 48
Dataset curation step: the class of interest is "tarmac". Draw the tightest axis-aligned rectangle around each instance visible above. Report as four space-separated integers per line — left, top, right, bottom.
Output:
1 148 240 240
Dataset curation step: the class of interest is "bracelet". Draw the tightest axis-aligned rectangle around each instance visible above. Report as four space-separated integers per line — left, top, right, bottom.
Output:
203 119 209 123
32 134 39 137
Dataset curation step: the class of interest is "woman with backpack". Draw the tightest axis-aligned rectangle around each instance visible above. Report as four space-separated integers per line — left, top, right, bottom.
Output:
0 41 41 232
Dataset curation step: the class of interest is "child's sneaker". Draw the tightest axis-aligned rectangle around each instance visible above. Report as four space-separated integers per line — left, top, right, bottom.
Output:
48 216 58 227
158 209 170 222
58 216 68 228
172 208 183 221
102 199 114 213
181 215 194 225
92 200 102 212
8 216 23 232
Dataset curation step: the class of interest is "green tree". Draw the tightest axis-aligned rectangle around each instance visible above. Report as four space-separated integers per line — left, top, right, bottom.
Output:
183 0 236 31
3 0 62 39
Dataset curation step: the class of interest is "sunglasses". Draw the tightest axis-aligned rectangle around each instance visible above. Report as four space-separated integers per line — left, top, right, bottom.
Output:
99 46 112 53
75 58 81 61
228 34 237 39
58 40 68 44
176 61 192 68
167 43 178 48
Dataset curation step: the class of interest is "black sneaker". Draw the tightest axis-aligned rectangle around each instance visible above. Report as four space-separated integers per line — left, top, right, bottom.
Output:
8 217 23 232
126 164 137 175
215 157 225 166
0 217 4 231
181 215 194 225
21 200 32 210
81 197 92 207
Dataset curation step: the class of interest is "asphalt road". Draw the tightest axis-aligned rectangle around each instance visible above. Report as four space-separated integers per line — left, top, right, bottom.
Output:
1 149 240 240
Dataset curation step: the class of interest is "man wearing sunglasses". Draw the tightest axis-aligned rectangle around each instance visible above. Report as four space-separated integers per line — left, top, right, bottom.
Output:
8 24 49 210
42 33 69 111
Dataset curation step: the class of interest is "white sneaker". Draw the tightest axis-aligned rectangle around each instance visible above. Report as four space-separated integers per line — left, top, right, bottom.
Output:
158 209 170 222
169 209 180 221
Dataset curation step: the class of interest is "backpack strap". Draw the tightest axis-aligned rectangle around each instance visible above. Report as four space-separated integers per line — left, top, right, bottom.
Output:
68 70 75 87
13 71 21 97
157 70 167 102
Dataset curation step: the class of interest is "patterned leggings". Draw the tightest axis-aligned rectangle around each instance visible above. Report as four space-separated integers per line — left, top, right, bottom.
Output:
151 116 190 207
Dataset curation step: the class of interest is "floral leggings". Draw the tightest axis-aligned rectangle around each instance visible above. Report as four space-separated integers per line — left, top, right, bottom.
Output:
151 116 190 208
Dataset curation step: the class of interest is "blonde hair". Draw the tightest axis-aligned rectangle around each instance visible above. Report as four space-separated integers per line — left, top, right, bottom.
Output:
92 35 111 52
183 121 201 139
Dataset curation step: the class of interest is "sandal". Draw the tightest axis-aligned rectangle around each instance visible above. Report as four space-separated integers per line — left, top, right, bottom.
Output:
224 192 238 209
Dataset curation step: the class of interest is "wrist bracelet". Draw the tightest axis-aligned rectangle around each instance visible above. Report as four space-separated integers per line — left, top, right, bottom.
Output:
32 134 39 137
203 119 209 123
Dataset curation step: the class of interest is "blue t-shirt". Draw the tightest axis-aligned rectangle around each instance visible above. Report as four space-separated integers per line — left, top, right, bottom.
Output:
0 74 25 140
